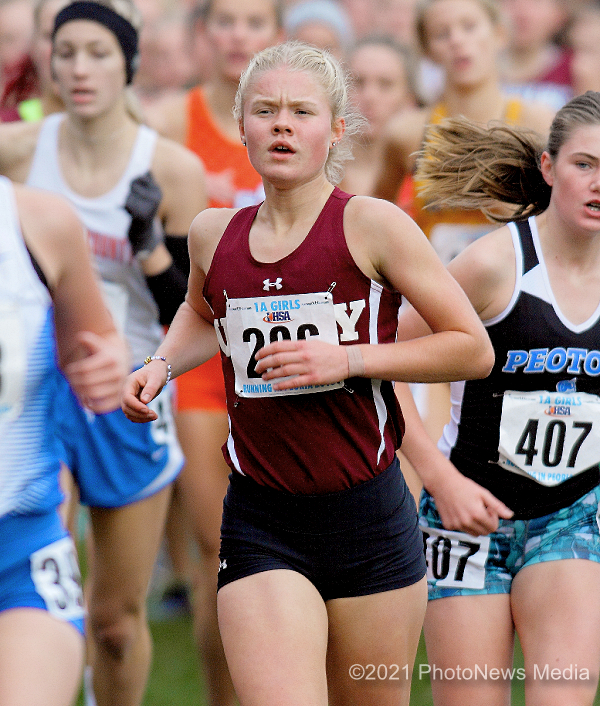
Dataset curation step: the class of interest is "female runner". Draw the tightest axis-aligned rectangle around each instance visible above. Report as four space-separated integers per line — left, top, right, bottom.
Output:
0 1 206 704
340 35 417 200
146 4 283 703
373 0 555 258
123 41 493 706
0 178 128 705
0 0 67 122
398 90 600 706
374 0 555 464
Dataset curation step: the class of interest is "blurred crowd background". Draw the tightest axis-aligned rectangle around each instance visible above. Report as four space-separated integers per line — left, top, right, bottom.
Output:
3 0 600 128
3 1 600 704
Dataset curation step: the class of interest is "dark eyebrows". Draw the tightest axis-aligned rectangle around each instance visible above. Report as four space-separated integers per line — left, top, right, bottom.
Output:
572 152 599 162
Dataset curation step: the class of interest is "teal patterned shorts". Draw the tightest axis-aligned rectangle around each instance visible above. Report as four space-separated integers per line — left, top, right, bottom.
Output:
419 485 600 600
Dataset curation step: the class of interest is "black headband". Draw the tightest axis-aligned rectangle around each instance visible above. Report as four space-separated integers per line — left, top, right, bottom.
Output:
52 1 139 84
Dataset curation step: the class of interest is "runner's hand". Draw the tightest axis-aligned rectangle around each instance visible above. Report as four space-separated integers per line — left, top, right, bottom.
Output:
121 361 167 422
427 464 513 536
255 339 351 390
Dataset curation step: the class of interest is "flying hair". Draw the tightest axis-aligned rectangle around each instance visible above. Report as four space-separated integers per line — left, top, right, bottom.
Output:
415 118 548 222
416 91 600 222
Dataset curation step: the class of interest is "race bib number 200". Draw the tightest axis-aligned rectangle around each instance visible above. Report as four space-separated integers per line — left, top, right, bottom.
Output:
226 292 343 398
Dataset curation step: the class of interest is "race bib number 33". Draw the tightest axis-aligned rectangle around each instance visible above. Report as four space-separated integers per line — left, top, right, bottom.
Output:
498 390 600 485
226 292 343 398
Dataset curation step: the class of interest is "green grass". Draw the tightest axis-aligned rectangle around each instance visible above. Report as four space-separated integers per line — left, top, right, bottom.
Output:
143 615 205 706
76 608 600 705
141 619 600 706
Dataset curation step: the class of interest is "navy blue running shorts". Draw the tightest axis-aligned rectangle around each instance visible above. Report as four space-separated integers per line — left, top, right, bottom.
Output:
217 457 427 599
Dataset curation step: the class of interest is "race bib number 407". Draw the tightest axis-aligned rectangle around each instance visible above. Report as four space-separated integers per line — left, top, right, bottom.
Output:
498 390 600 486
226 292 343 398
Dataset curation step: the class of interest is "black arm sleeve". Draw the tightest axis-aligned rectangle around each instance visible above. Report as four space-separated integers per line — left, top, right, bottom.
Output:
145 261 188 325
165 234 190 278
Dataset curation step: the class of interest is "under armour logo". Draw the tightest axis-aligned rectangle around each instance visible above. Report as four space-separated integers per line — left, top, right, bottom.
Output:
263 278 283 291
219 559 227 571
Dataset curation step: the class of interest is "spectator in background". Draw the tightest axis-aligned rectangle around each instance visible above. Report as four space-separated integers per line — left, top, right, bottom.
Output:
499 0 573 110
131 0 168 105
0 0 34 116
0 0 33 76
1 0 67 122
569 0 600 96
374 0 419 45
374 0 445 113
340 0 374 37
135 9 196 109
284 0 354 58
341 35 417 199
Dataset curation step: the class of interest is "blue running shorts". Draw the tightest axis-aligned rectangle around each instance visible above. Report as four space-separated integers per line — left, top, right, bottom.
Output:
0 509 84 634
55 374 183 508
419 485 600 600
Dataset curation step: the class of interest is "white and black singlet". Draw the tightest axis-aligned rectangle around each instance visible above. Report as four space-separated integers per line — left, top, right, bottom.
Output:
439 217 600 518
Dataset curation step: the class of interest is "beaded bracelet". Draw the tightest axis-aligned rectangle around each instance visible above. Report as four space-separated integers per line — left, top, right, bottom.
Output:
144 355 172 384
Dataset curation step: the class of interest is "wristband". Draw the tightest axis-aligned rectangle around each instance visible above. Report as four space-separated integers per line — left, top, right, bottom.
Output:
144 355 172 384
346 346 365 378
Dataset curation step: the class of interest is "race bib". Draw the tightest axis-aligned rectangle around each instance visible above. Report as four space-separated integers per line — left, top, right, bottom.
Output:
421 526 490 589
30 536 85 620
0 304 26 425
498 390 600 486
226 292 343 398
148 385 177 447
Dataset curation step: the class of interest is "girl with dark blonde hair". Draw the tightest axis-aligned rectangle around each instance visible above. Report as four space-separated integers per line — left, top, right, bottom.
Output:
398 90 600 706
124 40 493 706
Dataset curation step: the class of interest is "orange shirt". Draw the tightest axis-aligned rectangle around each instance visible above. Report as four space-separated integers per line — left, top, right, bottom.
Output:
185 87 264 209
414 98 523 263
177 87 267 412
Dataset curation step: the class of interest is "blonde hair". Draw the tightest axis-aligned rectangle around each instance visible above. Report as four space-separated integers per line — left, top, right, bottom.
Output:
415 91 600 222
233 40 365 184
415 0 502 54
